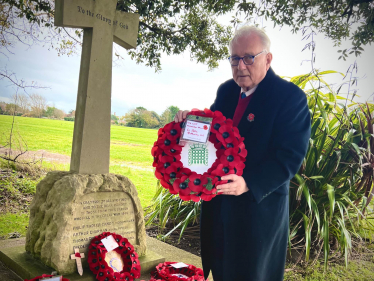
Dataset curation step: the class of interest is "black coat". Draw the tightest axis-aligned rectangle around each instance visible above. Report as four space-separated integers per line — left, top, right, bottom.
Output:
200 68 311 281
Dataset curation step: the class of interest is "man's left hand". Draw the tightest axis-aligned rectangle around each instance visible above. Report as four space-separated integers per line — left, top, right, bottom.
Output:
216 174 249 196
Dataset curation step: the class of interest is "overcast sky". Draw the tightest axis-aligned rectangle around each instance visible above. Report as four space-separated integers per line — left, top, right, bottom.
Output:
1 16 373 116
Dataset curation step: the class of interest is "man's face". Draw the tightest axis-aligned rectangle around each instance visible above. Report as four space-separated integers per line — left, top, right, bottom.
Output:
230 33 272 91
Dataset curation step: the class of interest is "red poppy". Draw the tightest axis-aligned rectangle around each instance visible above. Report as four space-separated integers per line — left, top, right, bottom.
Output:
179 193 191 201
179 167 192 176
151 143 160 157
124 242 134 253
163 143 183 157
176 180 194 198
163 122 182 140
216 124 235 144
164 162 183 182
238 142 248 158
247 113 255 122
155 169 163 180
211 163 235 177
189 193 201 202
210 115 226 134
130 264 141 277
157 137 176 151
201 192 216 201
188 173 208 192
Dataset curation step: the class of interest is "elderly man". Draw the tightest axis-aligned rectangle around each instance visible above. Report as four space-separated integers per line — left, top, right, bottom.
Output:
175 26 311 281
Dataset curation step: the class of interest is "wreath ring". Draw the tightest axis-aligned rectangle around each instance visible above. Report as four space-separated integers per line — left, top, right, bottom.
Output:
88 232 141 281
150 262 205 281
152 109 247 202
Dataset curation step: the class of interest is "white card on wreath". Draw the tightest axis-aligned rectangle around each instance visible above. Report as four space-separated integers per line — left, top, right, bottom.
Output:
170 262 189 269
182 120 211 143
101 235 119 252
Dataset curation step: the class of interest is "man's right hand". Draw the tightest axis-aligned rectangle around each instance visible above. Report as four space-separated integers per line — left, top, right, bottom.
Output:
174 110 190 123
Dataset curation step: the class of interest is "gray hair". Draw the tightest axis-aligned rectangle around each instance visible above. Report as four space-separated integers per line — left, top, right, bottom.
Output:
229 25 271 54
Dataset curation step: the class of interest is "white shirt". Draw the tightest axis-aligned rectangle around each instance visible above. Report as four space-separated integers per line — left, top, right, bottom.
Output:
241 85 258 97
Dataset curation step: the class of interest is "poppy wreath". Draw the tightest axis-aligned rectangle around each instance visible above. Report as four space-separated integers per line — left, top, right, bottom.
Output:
152 108 247 202
150 262 205 281
88 232 141 281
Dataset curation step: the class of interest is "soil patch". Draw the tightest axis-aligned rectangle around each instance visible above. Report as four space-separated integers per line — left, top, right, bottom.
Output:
0 148 70 164
146 225 201 257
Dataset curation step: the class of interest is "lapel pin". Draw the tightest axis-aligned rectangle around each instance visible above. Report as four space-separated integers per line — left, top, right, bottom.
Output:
247 113 255 122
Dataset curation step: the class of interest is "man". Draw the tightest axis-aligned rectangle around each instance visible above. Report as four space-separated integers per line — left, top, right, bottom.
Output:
175 26 310 280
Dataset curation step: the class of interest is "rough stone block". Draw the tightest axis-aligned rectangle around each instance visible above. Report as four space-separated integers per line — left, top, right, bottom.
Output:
25 172 146 274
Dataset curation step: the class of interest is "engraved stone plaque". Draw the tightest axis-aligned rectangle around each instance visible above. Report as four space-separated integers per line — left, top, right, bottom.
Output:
70 192 137 253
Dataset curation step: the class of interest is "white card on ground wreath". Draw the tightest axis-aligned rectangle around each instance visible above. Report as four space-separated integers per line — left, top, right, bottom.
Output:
101 235 119 252
170 262 189 269
182 120 211 143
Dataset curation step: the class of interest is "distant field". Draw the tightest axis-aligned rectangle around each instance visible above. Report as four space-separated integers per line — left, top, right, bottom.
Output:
0 115 159 208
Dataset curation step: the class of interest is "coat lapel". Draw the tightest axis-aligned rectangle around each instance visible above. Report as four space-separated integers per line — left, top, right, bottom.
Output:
237 68 277 133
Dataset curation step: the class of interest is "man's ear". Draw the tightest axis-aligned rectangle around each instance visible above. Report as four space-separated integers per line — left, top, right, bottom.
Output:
266 52 273 71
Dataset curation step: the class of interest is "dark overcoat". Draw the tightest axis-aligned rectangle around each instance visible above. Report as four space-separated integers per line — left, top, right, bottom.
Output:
200 68 311 281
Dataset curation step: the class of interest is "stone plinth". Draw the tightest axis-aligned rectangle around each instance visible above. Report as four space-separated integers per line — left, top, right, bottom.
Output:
25 171 146 274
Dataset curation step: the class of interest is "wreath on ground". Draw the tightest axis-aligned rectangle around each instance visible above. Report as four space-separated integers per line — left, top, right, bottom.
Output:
152 108 247 202
87 232 141 281
150 262 205 281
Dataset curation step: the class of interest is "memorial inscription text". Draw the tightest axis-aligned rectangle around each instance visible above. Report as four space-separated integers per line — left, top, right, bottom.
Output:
70 192 137 251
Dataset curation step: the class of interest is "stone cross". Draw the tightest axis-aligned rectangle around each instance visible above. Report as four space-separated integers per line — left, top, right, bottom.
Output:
70 247 85 276
55 0 139 174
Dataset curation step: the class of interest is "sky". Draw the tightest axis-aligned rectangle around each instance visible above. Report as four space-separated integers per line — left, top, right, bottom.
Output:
1 15 373 117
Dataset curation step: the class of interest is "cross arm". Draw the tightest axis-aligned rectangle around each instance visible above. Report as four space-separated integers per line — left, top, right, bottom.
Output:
55 0 94 28
113 11 140 49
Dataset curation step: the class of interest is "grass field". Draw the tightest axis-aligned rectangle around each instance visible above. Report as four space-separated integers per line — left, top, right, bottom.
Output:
0 115 159 208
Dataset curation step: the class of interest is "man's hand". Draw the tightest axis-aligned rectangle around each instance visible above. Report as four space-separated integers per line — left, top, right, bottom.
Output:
174 110 191 123
216 174 249 196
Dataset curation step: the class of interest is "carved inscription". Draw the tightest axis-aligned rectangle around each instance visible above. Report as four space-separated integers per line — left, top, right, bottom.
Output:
70 192 136 252
76 5 129 29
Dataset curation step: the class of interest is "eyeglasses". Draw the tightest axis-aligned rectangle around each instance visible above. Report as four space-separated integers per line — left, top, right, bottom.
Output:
228 50 267 66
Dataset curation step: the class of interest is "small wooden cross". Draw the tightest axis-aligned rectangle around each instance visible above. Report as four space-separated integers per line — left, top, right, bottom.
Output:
71 248 85 276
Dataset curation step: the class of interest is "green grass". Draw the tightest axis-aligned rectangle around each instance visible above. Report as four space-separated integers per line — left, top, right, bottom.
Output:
284 260 374 280
0 115 157 166
0 213 29 239
0 115 158 207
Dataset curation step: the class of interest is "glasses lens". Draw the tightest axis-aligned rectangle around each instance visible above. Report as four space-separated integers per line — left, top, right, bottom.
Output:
243 56 254 65
229 57 240 65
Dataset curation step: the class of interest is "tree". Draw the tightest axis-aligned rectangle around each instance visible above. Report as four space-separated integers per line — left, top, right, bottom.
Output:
160 105 180 127
11 93 30 115
29 93 47 118
44 106 55 117
44 106 65 119
236 0 374 58
2 0 373 75
124 106 160 128
1 1 232 73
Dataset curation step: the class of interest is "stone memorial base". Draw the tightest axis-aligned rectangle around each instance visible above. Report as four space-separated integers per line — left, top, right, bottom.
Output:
25 171 153 275
0 243 164 280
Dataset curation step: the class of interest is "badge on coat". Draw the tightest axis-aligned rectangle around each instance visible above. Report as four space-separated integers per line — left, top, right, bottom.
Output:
247 113 255 122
